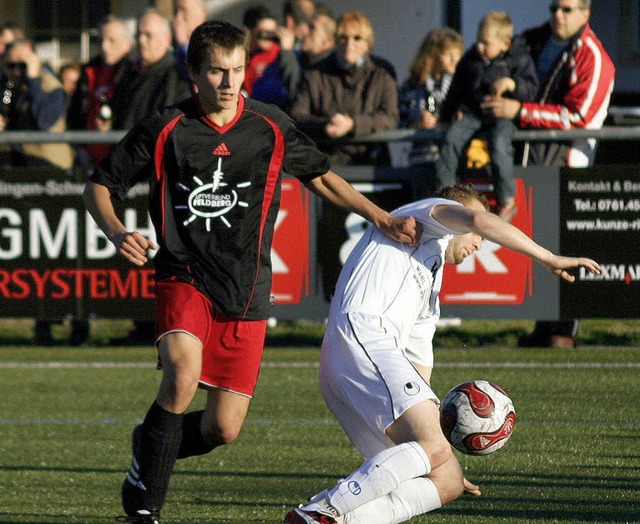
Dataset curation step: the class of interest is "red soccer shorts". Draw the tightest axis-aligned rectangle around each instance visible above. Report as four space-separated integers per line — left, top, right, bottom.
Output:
154 278 267 397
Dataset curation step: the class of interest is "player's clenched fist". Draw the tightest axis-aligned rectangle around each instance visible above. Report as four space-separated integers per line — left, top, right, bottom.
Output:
110 231 157 266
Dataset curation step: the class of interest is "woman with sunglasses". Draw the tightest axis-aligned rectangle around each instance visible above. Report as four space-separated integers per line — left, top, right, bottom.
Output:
289 11 399 166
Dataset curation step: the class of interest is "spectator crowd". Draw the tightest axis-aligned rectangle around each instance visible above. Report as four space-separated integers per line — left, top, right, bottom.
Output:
0 0 614 348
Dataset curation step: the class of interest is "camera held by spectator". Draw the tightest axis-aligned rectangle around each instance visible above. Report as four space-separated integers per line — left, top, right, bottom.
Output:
0 60 27 121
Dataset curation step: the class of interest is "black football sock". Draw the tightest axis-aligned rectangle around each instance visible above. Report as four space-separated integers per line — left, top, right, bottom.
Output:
138 401 183 511
177 410 220 459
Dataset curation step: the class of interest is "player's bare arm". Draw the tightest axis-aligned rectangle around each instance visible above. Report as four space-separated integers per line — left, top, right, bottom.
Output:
83 181 157 266
432 203 601 281
304 171 423 246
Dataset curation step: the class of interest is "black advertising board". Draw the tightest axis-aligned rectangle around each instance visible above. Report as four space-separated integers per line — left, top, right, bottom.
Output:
560 165 640 318
0 166 155 320
316 178 413 302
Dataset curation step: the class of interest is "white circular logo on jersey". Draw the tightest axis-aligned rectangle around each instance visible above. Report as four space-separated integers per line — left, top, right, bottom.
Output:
188 185 237 217
182 157 251 230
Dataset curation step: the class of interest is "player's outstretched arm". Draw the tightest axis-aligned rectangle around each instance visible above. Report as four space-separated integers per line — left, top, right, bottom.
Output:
432 204 600 281
304 171 423 245
83 181 157 267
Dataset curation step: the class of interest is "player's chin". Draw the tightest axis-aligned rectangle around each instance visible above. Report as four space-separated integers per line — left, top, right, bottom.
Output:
217 93 238 105
454 252 468 264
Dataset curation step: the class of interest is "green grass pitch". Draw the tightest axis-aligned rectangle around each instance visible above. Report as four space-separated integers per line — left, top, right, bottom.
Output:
0 344 639 523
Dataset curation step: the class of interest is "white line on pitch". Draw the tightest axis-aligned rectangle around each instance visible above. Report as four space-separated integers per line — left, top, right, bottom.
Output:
1 361 639 369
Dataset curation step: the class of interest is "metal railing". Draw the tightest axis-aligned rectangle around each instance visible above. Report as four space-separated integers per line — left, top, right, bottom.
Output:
2 125 640 146
0 131 128 144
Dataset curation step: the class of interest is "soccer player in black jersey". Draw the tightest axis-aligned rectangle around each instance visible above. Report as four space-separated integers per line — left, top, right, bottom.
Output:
83 20 421 523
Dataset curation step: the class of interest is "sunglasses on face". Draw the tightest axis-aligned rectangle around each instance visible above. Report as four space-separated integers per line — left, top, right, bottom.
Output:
338 34 363 43
548 4 583 14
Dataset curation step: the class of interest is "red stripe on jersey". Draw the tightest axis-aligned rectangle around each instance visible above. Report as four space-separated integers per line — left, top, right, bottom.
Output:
242 108 286 317
196 94 246 133
154 114 185 240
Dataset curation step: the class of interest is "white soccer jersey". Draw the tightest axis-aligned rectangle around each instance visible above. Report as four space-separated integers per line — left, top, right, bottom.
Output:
320 198 464 456
326 197 462 367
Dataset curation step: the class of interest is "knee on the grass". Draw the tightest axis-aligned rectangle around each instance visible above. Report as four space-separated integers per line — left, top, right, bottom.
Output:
437 471 464 504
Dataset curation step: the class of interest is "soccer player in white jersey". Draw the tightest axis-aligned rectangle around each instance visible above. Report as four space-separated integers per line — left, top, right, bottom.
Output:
285 184 601 524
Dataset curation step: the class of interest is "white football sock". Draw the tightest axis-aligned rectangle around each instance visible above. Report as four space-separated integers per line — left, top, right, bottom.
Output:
345 477 441 524
305 441 431 516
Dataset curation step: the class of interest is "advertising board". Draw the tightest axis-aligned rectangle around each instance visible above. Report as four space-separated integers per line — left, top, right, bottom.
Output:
560 165 640 318
0 165 636 320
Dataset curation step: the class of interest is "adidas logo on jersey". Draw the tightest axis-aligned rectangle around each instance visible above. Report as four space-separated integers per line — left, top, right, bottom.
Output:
213 143 231 156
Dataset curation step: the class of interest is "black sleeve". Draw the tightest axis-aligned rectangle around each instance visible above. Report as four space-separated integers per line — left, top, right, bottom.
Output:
67 70 88 130
288 70 331 141
439 58 468 124
279 49 302 104
277 110 330 181
89 117 159 201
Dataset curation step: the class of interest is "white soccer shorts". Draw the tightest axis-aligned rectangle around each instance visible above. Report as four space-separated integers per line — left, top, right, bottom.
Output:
319 311 439 458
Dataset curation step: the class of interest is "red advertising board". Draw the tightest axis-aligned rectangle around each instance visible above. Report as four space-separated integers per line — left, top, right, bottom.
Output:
270 178 310 304
441 178 534 305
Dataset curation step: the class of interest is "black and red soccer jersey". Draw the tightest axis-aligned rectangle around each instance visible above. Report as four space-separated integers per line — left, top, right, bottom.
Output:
91 95 330 319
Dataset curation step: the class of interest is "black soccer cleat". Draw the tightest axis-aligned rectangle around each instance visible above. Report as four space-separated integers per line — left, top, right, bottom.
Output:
115 510 160 523
121 425 160 521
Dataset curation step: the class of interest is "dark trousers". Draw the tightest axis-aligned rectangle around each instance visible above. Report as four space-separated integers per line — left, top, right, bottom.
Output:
533 320 579 338
435 113 516 204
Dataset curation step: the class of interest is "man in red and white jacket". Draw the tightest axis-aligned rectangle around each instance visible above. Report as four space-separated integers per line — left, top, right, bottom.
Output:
483 0 615 348
484 0 615 167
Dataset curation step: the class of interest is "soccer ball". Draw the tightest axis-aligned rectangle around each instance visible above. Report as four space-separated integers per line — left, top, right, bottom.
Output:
440 380 516 456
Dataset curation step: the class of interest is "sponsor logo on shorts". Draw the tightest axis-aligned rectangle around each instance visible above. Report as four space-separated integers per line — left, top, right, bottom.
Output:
348 481 362 495
404 382 421 396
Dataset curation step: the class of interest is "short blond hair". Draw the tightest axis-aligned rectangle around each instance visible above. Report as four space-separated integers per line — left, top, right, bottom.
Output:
478 11 513 43
337 11 374 50
433 184 490 211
